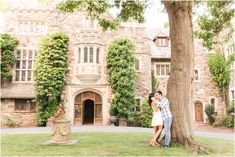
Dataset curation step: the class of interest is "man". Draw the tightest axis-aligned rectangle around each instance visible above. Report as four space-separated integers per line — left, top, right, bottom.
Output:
154 90 172 148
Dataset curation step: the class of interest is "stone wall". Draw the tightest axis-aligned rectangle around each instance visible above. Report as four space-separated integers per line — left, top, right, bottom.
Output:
193 39 224 117
1 99 37 127
2 6 151 126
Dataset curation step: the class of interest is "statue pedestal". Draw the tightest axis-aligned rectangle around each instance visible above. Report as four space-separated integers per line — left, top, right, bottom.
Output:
42 119 78 145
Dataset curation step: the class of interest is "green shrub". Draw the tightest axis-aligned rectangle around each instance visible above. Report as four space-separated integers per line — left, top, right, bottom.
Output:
213 102 234 129
214 115 234 129
107 37 137 119
226 102 235 115
205 104 215 125
139 100 152 128
0 34 19 80
128 112 142 127
4 118 17 127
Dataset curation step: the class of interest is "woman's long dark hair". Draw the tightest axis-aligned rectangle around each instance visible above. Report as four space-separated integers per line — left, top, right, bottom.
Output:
148 93 155 107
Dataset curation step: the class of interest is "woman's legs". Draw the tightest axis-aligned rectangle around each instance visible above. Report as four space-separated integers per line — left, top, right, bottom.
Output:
153 125 163 146
150 126 157 145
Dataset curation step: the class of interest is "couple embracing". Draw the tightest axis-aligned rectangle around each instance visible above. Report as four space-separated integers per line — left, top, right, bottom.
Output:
148 91 172 148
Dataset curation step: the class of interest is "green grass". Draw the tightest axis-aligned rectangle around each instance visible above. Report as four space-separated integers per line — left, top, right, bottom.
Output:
1 132 234 156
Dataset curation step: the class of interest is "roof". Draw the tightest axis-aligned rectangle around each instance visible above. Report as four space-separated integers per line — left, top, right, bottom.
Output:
150 42 171 59
144 28 171 59
1 84 35 99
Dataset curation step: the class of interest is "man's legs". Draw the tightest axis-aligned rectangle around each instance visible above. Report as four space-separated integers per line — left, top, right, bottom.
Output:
163 117 172 147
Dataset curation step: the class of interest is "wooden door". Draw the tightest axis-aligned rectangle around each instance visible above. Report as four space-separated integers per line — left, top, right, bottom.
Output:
194 102 203 122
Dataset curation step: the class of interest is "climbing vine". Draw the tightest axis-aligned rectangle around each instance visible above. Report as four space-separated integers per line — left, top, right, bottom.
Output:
208 52 235 106
34 33 69 126
107 37 137 119
0 34 19 81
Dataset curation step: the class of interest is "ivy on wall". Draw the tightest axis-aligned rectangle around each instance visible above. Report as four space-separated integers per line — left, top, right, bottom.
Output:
208 52 235 106
34 33 69 126
0 34 19 81
107 37 137 119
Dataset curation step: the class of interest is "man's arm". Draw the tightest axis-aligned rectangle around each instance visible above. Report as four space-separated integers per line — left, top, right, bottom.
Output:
155 98 169 108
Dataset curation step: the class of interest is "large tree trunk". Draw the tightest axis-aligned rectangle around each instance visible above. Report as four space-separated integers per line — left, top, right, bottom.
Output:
162 1 204 153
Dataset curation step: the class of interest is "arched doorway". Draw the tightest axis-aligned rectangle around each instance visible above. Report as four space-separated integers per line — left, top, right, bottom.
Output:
74 91 102 125
194 102 204 122
83 99 94 124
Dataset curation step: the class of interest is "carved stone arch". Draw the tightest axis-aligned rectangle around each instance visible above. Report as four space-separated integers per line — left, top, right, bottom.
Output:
74 90 103 125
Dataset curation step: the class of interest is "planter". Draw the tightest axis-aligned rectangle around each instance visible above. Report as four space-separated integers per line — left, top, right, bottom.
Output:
119 117 127 126
51 119 71 143
109 116 117 126
42 119 77 145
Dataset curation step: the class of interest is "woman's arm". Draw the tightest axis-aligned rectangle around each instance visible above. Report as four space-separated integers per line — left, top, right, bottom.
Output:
151 102 159 112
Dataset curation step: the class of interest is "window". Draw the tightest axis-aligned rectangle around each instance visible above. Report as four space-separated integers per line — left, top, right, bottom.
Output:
15 99 36 112
155 37 168 47
78 45 101 64
210 98 215 106
194 69 199 81
74 104 81 118
96 48 100 63
135 59 140 71
17 21 47 35
83 16 96 29
15 48 37 82
89 47 93 63
231 90 235 102
84 47 88 63
155 63 170 77
227 46 234 56
78 48 81 63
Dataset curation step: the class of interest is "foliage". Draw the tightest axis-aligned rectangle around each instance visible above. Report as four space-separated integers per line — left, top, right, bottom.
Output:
214 102 235 129
34 33 69 126
0 34 19 80
57 0 146 31
4 118 17 128
151 70 159 93
195 1 234 50
208 53 231 97
107 37 137 118
204 104 215 125
128 112 142 127
213 114 234 129
226 102 235 115
139 100 152 128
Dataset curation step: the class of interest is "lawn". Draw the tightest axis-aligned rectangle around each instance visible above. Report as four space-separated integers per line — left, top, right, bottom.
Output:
1 132 234 156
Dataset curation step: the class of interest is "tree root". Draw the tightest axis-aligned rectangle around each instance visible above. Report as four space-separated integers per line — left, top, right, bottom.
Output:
173 136 210 155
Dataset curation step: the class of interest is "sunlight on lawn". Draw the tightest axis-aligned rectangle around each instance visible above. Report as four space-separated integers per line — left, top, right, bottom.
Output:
1 133 234 156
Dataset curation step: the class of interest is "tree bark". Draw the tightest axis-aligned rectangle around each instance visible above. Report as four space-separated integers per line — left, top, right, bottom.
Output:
162 1 206 153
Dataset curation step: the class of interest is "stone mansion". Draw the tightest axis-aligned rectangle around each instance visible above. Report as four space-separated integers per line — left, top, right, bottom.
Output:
1 1 234 127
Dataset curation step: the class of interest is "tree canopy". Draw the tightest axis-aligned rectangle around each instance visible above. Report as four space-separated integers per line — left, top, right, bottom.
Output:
195 1 234 50
57 0 146 31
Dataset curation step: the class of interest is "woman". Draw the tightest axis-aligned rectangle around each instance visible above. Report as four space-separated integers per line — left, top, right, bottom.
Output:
148 93 163 147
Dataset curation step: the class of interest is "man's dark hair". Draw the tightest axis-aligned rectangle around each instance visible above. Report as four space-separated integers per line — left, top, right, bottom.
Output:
156 90 162 96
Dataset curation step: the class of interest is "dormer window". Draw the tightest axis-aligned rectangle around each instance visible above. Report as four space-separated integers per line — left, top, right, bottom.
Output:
83 16 96 29
153 37 169 47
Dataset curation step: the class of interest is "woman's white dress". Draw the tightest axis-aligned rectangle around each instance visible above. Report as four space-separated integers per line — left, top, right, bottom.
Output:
151 107 163 126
